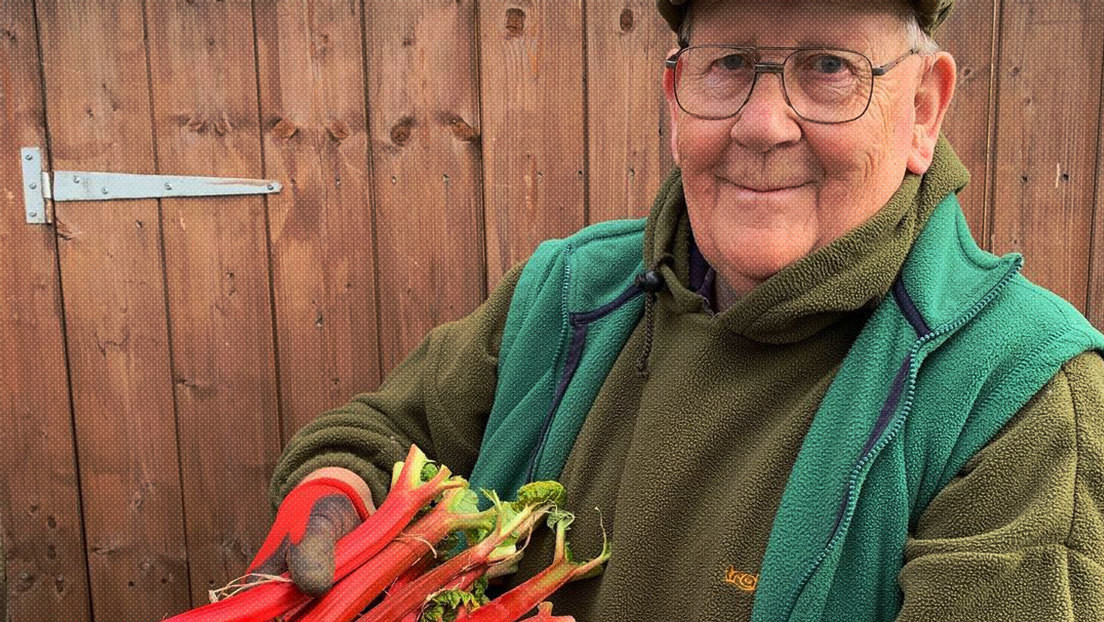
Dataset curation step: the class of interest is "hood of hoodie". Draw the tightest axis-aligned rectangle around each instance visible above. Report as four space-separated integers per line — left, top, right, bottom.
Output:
641 134 972 344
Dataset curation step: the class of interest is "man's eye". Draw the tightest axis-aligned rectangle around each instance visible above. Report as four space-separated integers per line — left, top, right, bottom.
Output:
809 55 847 74
717 54 749 71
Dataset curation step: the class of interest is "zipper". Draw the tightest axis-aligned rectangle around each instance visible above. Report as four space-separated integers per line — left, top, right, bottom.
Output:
784 255 1024 618
524 280 646 483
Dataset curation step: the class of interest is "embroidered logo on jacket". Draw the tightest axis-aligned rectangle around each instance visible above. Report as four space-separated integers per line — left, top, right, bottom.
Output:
724 566 759 592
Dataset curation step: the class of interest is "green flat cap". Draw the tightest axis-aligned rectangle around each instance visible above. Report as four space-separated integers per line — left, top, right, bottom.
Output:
657 0 954 39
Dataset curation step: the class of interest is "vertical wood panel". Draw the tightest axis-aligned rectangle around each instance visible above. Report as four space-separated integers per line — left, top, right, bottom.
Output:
0 1 93 620
34 1 192 619
990 0 1104 310
937 0 998 244
254 0 384 440
1092 43 1104 329
142 0 281 608
365 0 486 373
587 0 675 223
479 0 586 287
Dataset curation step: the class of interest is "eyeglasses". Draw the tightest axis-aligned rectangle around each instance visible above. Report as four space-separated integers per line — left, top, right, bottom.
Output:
664 46 918 124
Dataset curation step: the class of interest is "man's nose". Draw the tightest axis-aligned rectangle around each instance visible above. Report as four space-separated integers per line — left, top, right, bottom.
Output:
729 73 802 153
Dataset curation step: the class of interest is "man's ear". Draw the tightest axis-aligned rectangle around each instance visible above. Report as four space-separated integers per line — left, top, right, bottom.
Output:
663 46 682 167
907 51 956 175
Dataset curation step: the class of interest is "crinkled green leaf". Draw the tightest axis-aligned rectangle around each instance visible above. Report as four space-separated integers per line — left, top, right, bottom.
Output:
417 578 490 622
513 481 566 511
420 462 441 483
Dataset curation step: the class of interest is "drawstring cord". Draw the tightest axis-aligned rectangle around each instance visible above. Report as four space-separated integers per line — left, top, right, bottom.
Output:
635 256 671 378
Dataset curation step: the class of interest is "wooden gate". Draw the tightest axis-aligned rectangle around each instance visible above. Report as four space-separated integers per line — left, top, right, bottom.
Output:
1 1 1102 620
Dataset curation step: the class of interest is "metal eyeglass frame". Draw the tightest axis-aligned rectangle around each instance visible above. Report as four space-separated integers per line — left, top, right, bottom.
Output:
664 46 919 124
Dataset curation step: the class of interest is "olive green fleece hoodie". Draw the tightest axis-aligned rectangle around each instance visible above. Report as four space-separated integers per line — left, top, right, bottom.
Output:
270 138 1104 620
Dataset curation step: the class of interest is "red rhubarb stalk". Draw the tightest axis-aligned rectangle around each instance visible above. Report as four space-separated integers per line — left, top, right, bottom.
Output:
357 503 549 622
165 445 464 622
456 513 610 622
385 554 435 599
519 602 574 621
297 487 496 622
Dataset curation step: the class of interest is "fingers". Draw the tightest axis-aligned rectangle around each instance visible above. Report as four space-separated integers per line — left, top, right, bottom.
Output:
288 528 337 596
287 494 361 596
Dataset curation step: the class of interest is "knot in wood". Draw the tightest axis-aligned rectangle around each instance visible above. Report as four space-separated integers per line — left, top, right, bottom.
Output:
505 8 525 38
326 119 350 141
273 118 298 140
448 116 479 143
390 115 415 146
620 9 635 32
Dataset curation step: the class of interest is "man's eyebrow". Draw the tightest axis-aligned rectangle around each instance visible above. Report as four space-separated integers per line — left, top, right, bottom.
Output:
792 38 851 48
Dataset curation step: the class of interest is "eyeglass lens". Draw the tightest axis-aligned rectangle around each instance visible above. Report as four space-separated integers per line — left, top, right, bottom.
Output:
674 48 875 123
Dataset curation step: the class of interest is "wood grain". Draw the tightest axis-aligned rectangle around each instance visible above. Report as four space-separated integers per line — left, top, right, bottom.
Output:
586 0 676 224
142 0 281 608
254 0 384 441
34 0 191 619
1093 47 1104 330
365 0 487 373
479 0 586 287
937 0 998 246
990 0 1104 310
0 1 93 620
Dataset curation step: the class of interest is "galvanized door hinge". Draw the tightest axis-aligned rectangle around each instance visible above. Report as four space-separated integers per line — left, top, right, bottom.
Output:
20 147 283 225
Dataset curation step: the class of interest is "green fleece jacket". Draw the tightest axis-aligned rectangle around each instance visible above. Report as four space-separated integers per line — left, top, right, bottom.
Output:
270 138 1104 620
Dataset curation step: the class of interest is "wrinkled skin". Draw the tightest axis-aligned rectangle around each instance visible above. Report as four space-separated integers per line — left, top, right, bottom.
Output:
664 0 957 303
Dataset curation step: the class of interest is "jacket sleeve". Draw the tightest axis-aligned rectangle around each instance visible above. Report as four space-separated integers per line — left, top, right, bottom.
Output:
896 349 1104 621
267 262 526 512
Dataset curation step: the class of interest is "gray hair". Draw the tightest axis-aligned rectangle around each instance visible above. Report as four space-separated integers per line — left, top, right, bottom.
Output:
677 4 940 54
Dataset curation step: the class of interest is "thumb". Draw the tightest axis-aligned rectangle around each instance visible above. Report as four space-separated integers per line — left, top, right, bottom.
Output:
287 494 361 596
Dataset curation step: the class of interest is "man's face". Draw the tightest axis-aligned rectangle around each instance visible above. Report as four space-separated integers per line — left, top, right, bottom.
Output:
664 0 934 295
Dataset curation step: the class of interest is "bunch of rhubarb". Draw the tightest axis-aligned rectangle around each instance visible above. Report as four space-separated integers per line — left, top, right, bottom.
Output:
165 444 608 622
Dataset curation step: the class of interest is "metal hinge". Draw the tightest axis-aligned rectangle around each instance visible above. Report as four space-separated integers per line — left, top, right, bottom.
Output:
20 147 283 225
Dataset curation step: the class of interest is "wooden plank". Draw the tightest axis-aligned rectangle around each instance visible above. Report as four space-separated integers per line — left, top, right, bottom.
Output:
990 0 1104 310
254 0 384 439
33 1 192 619
1090 32 1104 331
937 0 998 247
479 0 586 286
142 0 283 608
0 1 93 620
365 0 487 373
586 0 677 224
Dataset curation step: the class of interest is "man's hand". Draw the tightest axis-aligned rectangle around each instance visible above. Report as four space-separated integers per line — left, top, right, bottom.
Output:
250 468 375 596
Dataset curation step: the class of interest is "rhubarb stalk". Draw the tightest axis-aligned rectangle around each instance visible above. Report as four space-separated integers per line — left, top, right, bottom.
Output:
357 501 550 622
297 487 496 622
455 512 609 622
519 602 575 621
165 445 464 622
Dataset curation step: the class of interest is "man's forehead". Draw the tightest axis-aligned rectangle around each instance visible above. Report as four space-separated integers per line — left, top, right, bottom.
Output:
688 0 908 48
689 0 909 26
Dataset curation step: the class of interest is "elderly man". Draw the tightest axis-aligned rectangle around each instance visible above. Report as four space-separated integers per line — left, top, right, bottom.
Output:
254 0 1104 620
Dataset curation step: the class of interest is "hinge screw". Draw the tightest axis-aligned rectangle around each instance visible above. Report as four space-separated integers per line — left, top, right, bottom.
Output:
165 183 173 191
266 184 274 191
29 212 38 218
29 182 37 189
101 187 109 195
25 153 33 160
73 176 81 183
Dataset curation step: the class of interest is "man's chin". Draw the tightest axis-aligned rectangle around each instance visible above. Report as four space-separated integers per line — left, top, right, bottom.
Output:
718 235 813 280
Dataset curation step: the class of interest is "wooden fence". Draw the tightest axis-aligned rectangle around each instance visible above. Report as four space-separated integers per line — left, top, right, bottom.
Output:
1 1 1102 620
